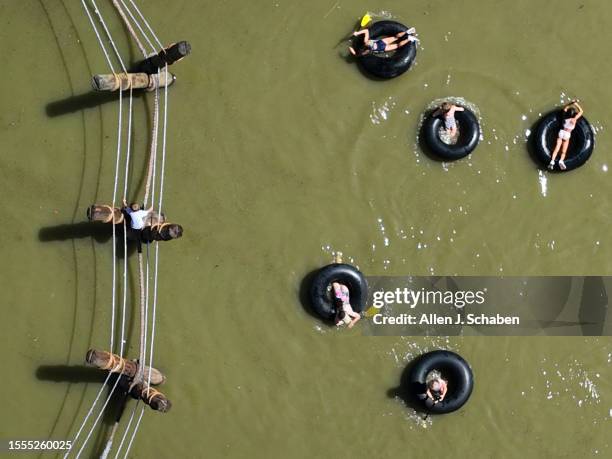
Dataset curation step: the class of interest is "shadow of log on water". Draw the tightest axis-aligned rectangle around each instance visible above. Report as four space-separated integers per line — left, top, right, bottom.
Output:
36 365 106 384
38 222 138 257
45 90 145 118
39 221 114 243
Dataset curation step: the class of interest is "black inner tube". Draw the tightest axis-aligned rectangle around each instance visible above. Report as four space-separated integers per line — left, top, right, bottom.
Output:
408 350 474 414
422 108 481 160
309 263 368 321
532 110 595 171
355 21 417 79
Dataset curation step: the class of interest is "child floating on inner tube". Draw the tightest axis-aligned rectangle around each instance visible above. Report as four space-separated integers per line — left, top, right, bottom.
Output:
423 370 448 406
433 102 465 139
348 27 417 56
332 282 361 328
549 100 584 170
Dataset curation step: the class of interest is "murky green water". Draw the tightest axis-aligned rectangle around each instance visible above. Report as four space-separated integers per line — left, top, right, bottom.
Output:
1 0 611 457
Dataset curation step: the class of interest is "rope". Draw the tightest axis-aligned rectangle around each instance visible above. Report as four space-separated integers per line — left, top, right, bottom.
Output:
111 0 148 57
147 242 160 387
64 3 126 454
80 0 114 73
122 84 134 202
134 252 146 384
158 64 169 215
72 1 172 455
74 374 125 459
143 76 160 207
62 372 112 459
112 401 139 459
142 241 151 383
150 221 171 232
146 64 169 387
100 423 118 459
142 385 162 404
110 81 123 353
120 51 170 459
127 0 164 49
122 406 146 459
149 70 161 208
90 0 127 73
120 219 129 356
100 204 123 225
100 353 126 373
65 2 135 456
118 0 158 55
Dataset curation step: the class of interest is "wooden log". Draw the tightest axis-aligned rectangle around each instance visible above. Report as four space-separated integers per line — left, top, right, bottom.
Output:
141 223 183 243
146 71 177 92
92 71 175 92
128 381 172 413
87 204 166 226
137 41 191 74
87 205 123 224
86 349 166 386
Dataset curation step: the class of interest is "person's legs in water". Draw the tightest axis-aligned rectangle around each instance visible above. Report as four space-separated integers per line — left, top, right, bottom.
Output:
385 38 411 52
397 38 410 48
381 31 407 46
559 139 571 170
549 137 563 169
346 310 361 329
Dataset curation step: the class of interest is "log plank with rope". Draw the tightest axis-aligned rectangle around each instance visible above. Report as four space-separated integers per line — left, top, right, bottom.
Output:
120 379 172 413
92 70 176 92
86 349 166 385
87 204 165 226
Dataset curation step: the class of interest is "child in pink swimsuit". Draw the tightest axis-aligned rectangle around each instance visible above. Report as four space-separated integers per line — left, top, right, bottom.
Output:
332 282 361 328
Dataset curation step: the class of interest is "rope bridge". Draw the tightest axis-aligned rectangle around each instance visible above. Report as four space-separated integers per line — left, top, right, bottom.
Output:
60 1 190 457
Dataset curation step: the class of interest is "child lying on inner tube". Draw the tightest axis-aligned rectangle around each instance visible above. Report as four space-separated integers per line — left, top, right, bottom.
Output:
332 282 361 328
348 27 417 56
549 100 584 170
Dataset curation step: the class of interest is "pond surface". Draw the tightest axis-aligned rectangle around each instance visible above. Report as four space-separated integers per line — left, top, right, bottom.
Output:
1 1 611 457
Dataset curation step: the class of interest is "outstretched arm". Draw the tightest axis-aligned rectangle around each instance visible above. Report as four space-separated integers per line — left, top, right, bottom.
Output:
573 102 584 119
353 28 369 43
